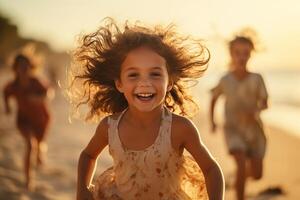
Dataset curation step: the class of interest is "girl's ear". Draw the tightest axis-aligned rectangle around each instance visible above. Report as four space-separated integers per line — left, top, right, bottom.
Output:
167 80 173 92
114 79 124 93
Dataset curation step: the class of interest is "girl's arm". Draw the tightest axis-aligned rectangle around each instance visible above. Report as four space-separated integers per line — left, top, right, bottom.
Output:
210 78 224 133
257 98 268 111
3 84 12 114
256 74 268 111
209 95 218 133
77 117 109 200
243 99 268 124
180 117 225 200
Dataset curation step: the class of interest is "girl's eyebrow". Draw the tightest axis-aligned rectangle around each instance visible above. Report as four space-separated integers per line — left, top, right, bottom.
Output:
124 67 137 72
151 66 163 71
124 66 164 72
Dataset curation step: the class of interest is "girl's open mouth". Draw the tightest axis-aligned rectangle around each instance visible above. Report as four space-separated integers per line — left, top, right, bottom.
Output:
135 93 155 101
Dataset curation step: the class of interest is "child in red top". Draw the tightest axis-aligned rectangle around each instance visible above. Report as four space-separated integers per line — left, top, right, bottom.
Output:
3 54 51 190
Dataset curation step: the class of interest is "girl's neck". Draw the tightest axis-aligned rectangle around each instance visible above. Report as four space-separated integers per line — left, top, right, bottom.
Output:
125 105 164 128
16 75 31 86
232 68 249 80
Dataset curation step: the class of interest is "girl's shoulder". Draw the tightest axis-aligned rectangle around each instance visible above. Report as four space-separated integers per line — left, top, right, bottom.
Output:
94 116 110 140
171 113 191 128
95 112 123 140
248 71 261 77
107 112 123 121
171 113 198 136
3 80 17 93
248 72 265 83
29 76 48 87
102 111 124 127
219 72 233 83
170 113 200 149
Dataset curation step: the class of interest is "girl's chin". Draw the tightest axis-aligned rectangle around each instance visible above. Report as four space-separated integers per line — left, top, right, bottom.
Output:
133 105 157 112
131 103 163 112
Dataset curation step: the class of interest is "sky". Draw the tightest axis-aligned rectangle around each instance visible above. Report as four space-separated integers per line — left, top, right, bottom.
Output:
0 0 300 70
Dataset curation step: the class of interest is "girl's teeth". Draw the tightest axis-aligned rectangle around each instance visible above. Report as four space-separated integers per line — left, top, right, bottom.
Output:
137 93 153 97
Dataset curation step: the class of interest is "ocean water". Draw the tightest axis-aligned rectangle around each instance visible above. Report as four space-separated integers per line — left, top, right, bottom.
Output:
262 70 300 137
192 69 300 138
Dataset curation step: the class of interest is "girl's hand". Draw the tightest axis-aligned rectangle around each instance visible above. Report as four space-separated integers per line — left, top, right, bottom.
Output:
77 187 94 200
210 121 217 133
5 105 11 115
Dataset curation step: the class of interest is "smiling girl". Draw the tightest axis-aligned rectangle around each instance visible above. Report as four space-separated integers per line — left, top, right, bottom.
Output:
72 19 224 200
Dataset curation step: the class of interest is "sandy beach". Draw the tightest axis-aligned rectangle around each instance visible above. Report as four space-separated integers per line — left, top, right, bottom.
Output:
0 71 299 199
193 113 300 200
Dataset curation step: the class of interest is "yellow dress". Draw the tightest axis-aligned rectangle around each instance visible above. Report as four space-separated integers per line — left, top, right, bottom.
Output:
92 108 208 200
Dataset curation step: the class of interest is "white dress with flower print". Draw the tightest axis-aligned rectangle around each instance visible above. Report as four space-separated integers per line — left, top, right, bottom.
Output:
92 108 208 200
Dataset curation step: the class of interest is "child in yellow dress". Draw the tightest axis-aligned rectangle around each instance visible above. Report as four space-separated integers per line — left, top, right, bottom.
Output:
72 19 224 200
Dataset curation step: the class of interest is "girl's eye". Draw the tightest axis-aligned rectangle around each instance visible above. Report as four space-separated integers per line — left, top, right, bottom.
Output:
128 73 138 78
150 72 161 77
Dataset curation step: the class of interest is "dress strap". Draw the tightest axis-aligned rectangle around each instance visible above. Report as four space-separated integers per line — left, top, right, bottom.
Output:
107 109 127 154
159 107 173 151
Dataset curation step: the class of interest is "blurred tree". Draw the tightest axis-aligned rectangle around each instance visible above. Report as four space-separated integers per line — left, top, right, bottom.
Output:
0 15 21 66
0 13 70 85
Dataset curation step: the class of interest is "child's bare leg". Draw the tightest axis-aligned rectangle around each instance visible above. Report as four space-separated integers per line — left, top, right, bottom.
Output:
36 139 47 166
232 151 247 200
23 134 37 190
249 158 263 180
36 125 49 166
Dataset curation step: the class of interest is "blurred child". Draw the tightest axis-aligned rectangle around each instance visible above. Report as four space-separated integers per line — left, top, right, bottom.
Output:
3 54 51 190
210 35 268 200
73 19 224 200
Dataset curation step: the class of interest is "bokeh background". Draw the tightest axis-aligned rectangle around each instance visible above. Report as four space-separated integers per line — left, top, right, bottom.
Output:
0 0 299 199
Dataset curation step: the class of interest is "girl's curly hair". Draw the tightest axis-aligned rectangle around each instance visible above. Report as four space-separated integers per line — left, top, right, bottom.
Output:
229 36 255 52
67 18 210 121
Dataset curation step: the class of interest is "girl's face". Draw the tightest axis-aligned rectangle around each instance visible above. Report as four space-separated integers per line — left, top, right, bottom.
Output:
230 42 252 71
14 59 31 77
115 46 172 112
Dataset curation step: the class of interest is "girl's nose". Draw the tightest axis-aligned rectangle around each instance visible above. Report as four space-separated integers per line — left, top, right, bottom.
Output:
137 78 152 87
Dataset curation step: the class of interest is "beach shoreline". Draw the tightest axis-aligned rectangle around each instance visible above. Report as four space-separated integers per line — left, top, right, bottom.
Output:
0 81 299 199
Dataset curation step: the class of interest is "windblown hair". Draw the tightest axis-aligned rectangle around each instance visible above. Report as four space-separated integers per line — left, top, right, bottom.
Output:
68 18 210 120
229 36 255 52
